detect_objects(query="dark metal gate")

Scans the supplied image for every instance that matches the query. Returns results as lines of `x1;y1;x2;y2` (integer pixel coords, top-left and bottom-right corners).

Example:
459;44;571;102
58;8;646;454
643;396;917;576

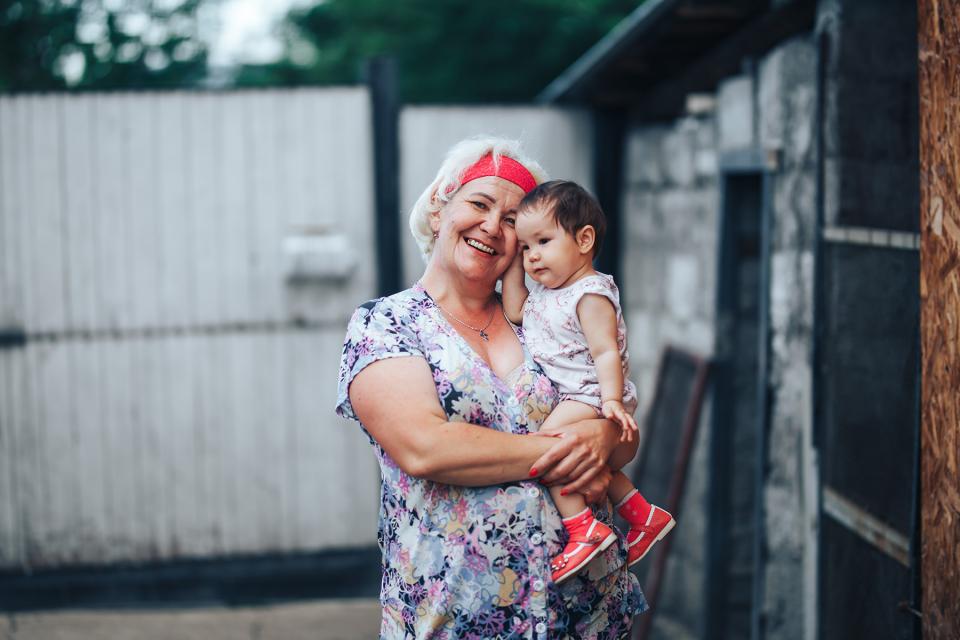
706;154;771;640
811;22;922;640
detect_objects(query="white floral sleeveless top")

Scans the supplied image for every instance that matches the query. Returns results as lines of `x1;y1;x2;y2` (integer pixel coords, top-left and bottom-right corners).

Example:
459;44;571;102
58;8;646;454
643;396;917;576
523;273;638;412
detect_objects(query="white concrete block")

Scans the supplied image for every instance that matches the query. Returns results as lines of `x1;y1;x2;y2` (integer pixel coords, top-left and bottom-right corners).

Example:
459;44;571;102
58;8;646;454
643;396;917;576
717;75;755;151
667;254;700;320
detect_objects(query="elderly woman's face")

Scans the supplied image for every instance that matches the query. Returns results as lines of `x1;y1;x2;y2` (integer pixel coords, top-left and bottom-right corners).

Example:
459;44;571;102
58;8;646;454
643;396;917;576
430;176;525;285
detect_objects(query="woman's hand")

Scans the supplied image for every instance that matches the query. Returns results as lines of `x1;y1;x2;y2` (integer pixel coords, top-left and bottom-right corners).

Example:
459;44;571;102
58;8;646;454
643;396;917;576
567;465;613;504
529;418;620;489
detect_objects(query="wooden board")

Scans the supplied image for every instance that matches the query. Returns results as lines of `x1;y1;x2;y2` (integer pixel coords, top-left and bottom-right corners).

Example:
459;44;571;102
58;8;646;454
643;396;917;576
918;1;960;637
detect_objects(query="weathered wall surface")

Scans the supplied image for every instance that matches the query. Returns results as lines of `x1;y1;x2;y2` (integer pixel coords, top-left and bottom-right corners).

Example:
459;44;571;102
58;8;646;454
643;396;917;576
622;33;819;640
757;35;818;640
622;112;718;640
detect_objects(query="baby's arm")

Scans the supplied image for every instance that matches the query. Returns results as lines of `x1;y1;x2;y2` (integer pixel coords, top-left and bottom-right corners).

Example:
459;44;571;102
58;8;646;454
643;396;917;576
577;294;640;440
501;253;528;325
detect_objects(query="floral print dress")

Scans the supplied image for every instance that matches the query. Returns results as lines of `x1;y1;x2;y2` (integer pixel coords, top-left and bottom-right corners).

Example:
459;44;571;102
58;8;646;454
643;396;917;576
336;284;647;639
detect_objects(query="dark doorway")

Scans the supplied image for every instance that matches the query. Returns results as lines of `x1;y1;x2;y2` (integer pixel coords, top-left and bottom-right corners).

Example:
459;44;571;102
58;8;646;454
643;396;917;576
706;167;768;640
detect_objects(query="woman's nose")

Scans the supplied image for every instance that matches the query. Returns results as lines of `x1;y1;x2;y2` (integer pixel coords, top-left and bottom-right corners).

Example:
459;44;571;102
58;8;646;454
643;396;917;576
479;212;501;236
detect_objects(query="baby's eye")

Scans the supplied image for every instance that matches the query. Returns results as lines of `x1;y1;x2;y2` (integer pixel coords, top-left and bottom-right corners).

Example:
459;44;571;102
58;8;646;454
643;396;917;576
538;238;549;245
521;245;529;252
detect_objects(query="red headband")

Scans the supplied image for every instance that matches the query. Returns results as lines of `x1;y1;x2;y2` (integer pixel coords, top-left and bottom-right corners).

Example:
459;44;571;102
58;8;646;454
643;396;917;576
458;154;538;194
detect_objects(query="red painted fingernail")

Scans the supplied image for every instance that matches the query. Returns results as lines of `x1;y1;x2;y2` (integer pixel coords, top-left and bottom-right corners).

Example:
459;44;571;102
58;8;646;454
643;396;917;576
560;489;568;496
529;468;538;477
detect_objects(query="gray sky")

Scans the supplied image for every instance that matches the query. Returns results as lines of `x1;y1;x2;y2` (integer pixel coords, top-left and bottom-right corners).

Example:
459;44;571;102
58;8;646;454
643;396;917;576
208;0;303;66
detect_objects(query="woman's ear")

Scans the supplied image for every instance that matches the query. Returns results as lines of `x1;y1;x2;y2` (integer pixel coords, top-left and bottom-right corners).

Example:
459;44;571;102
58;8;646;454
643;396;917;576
429;191;442;233
576;225;596;255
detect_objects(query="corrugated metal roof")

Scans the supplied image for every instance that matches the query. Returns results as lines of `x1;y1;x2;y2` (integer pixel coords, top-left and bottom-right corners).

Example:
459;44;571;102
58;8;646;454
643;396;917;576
538;0;814;114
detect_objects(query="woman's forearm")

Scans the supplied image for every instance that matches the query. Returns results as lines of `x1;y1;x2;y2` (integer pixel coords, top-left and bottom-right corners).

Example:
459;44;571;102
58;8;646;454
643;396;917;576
412;421;555;486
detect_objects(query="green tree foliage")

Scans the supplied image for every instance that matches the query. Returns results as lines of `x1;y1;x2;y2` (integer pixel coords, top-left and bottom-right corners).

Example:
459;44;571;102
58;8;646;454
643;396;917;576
235;0;639;103
0;0;207;92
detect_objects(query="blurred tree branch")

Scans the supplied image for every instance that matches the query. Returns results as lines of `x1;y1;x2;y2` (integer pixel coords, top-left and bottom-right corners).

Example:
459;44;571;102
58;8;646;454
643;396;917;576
0;0;207;92
234;0;640;103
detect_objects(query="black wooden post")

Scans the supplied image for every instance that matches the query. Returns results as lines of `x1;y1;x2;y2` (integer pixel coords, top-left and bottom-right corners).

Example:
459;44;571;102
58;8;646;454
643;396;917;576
591;108;626;287
364;57;402;297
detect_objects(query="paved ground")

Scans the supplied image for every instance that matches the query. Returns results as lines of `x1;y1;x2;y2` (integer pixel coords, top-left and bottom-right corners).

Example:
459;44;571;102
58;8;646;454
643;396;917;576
0;599;381;640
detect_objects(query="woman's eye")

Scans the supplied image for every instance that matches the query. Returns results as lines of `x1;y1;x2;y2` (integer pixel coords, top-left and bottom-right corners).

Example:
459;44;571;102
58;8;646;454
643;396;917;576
504;217;516;227
470;201;488;210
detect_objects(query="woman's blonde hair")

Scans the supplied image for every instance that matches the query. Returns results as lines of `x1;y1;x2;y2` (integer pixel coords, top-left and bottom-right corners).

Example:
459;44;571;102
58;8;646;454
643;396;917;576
408;136;548;262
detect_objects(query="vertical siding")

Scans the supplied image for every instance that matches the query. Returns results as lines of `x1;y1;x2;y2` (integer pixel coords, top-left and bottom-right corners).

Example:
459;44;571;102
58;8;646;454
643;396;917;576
0;88;379;570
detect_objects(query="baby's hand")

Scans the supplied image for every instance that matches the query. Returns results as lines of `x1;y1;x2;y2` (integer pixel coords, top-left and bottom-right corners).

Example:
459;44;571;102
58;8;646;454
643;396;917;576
602;400;639;443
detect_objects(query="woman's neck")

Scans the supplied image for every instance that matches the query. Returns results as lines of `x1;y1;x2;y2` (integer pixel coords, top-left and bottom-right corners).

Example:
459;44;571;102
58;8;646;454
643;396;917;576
419;264;497;314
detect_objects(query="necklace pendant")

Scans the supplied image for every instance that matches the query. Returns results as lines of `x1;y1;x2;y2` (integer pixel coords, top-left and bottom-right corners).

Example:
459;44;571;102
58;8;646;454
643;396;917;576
479;330;489;342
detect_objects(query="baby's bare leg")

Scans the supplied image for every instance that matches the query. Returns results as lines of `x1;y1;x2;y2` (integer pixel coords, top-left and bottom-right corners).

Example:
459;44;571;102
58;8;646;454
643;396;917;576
542;400;604;518
607;469;636;504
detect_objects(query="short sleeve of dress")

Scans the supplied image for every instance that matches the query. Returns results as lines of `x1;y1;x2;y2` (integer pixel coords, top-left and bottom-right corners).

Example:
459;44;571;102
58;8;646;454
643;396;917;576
335;297;425;424
571;274;618;312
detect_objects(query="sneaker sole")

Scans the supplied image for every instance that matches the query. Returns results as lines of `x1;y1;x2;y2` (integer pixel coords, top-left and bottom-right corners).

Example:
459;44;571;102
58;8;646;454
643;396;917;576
554;532;618;584
627;517;676;568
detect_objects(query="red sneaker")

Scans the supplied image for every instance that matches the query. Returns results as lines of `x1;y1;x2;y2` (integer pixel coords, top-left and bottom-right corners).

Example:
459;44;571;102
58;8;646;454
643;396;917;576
551;518;617;584
625;505;675;567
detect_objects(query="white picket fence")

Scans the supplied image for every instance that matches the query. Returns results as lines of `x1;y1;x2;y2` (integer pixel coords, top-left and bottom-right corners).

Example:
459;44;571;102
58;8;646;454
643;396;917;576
0;90;591;570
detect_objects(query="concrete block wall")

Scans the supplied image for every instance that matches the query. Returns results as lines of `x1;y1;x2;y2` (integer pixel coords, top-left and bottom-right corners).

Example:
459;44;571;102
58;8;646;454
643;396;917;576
757;36;819;640
621;114;719;640
622;33;820;640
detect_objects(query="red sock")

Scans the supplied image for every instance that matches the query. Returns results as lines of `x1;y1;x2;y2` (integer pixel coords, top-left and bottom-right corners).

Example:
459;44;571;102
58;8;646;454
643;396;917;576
561;508;595;534
615;489;652;525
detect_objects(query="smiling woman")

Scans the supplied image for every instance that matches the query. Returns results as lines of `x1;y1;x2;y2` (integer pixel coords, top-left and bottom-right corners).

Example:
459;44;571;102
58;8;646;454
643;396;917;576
335;137;648;638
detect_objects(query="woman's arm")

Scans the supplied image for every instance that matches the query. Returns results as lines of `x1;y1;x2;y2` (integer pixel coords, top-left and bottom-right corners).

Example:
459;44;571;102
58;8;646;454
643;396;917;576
350;355;594;486
501;254;528;325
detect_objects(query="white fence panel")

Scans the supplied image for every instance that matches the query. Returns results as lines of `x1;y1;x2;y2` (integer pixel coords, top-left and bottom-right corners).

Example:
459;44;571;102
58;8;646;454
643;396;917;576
0;88;379;570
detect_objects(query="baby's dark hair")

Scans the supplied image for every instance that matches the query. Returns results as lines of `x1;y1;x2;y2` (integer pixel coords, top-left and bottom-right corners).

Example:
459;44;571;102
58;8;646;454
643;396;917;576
519;180;607;257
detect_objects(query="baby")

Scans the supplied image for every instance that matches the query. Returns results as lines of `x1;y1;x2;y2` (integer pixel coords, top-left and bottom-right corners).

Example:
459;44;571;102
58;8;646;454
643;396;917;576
502;180;675;584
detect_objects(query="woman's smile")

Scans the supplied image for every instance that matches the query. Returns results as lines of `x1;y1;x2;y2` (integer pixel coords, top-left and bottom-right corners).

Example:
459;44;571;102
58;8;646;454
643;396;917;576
464;237;497;255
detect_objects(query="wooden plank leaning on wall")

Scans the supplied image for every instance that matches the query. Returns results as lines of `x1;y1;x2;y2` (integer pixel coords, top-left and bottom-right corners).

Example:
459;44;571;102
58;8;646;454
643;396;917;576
919;1;960;637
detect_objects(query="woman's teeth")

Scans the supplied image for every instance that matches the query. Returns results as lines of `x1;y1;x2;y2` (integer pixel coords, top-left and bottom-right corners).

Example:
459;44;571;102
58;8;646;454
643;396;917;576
465;238;495;255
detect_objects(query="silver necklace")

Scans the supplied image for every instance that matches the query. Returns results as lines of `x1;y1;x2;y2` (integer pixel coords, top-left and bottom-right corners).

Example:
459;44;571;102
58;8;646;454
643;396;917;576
436;300;497;341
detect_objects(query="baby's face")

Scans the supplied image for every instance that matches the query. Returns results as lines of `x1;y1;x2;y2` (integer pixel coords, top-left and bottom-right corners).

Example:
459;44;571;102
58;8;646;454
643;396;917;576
516;206;586;289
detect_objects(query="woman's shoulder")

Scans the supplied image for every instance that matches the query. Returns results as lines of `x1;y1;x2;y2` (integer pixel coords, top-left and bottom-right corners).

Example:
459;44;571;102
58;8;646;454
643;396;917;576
352;286;429;322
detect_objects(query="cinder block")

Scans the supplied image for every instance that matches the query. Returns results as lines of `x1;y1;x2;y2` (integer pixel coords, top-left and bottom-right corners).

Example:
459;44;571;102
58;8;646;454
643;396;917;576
667;254;700;320
759;36;816;165
625;126;668;186
625;309;660;365
662;126;696;187
717;75;755;151
623;248;666;312
658;188;717;241
694;149;717;178
623;188;662;241
771;168;816;250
